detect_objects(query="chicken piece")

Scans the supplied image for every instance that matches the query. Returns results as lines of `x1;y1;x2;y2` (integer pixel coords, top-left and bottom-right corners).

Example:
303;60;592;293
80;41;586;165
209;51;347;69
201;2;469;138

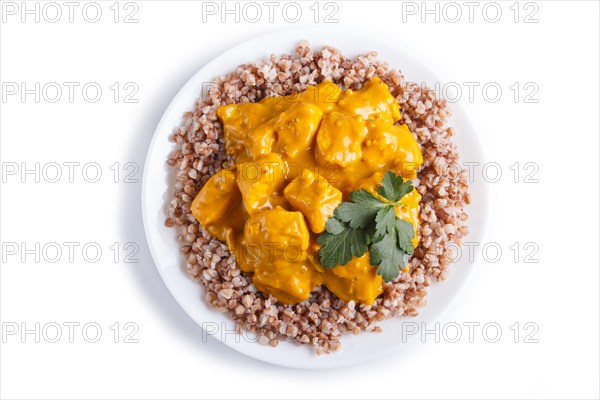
260;80;342;113
239;207;318;303
252;260;318;304
217;103;276;159
190;167;241;247
241;207;310;263
323;254;383;305
316;111;367;168
338;76;401;124
236;153;287;215
361;120;423;179
283;169;342;233
190;167;238;226
270;102;323;159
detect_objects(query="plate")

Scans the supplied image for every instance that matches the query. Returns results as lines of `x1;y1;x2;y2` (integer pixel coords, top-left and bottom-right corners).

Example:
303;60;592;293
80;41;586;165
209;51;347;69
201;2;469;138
142;27;488;369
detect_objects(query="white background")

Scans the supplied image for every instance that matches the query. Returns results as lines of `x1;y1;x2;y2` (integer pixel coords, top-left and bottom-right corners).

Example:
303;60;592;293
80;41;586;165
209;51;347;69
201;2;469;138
1;1;599;399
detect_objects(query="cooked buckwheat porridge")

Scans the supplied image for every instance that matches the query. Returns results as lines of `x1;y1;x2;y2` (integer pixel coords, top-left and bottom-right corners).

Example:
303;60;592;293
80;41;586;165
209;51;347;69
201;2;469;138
165;41;470;354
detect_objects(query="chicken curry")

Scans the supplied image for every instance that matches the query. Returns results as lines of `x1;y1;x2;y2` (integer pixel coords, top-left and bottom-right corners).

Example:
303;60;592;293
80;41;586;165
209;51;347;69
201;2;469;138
191;77;423;305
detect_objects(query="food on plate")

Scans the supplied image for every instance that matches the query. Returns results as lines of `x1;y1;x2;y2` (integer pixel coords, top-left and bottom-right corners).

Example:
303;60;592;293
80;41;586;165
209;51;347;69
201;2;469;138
166;42;470;353
190;77;422;305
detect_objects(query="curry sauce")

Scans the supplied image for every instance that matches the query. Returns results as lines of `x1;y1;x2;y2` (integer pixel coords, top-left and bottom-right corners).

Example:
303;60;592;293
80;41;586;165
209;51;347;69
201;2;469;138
190;77;423;305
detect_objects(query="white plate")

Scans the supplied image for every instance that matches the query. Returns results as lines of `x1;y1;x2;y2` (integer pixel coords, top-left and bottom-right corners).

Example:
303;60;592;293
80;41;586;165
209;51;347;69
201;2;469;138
142;27;488;369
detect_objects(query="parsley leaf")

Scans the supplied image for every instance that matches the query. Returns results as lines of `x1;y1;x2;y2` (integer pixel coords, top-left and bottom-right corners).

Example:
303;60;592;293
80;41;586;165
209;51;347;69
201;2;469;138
377;171;414;202
373;206;396;241
317;219;369;268
396;219;415;256
317;171;417;282
325;217;347;235
370;233;408;282
334;189;387;229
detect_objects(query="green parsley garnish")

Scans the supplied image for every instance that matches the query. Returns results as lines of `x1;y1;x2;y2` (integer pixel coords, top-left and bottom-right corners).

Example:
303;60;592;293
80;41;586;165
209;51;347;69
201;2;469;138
317;171;416;282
